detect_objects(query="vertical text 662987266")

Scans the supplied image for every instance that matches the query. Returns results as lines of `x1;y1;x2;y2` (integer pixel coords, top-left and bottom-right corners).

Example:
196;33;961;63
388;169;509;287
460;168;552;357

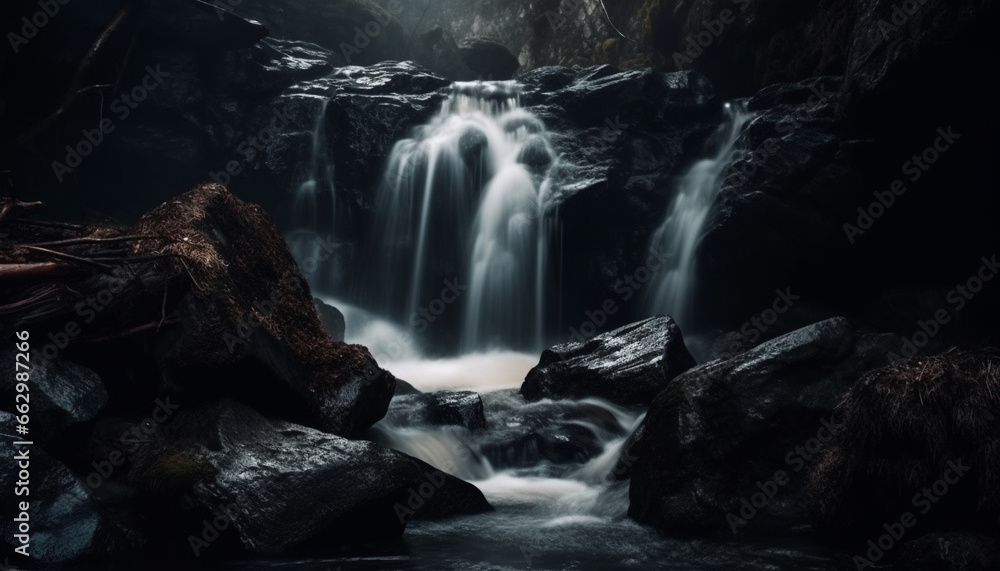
12;331;33;558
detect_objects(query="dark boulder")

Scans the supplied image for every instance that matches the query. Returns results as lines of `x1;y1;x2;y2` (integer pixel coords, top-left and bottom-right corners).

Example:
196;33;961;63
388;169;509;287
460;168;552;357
125;399;492;552
458;37;520;80
0;184;396;438
0;351;107;442
694;0;1000;338
223;38;338;94
521;315;695;406
623;317;901;536
133;185;396;437
314;298;346;342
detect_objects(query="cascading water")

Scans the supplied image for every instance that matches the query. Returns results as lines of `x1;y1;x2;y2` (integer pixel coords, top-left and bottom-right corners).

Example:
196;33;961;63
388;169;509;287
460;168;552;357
287;96;341;290
365;81;558;353
293;98;334;231
646;102;752;328
294;101;834;571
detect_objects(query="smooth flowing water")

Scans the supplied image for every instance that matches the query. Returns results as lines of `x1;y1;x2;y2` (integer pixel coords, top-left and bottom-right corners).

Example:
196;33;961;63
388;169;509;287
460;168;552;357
287;96;344;292
646;103;752;328
364;81;558;353
271;98;837;569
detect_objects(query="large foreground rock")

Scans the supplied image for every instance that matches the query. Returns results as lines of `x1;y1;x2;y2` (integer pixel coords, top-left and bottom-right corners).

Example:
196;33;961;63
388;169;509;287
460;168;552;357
623;317;900;536
0;184;396;438
135;185;396;437
521;315;695;406
126;400;492;552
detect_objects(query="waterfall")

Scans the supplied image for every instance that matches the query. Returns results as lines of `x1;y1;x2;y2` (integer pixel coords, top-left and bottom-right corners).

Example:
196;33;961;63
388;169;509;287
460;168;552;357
646;102;752;327
288;97;340;289
293;98;333;231
367;81;558;353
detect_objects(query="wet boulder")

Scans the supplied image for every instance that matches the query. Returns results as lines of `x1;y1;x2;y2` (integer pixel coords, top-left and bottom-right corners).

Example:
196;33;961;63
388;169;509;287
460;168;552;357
324;61;450;214
696;76;869;327
125;400;492;551
521;315;696;407
623;317;902;536
0;351;107;442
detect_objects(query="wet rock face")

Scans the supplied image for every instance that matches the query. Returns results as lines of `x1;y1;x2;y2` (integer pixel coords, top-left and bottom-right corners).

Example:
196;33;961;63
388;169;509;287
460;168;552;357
0;350;107;442
516;66;720;331
697;76;858;326
623;317;902;536
125;400;492;552
0;424;101;564
521;315;696;407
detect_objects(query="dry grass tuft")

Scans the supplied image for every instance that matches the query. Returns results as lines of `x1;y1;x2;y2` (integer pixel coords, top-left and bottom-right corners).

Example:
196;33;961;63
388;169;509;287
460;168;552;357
810;348;1000;533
